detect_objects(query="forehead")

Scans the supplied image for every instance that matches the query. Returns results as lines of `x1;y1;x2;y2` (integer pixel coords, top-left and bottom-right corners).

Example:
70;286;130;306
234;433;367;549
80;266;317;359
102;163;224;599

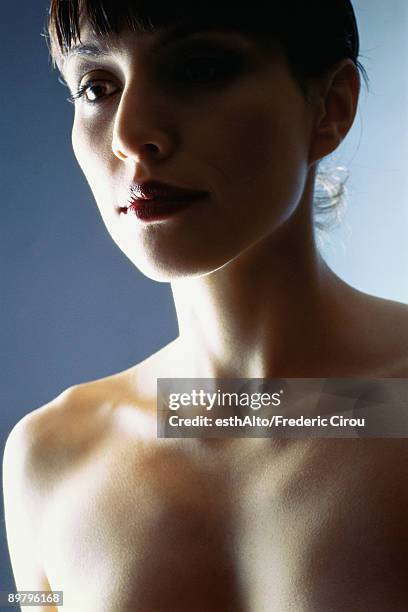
50;1;279;68
59;20;277;77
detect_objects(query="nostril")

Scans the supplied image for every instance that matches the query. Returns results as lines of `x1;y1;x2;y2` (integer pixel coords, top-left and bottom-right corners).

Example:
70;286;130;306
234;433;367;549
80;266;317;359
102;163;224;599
112;132;174;162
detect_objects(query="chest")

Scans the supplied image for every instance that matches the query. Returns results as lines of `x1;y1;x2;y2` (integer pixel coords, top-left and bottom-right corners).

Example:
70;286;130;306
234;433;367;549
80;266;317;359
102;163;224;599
41;440;408;611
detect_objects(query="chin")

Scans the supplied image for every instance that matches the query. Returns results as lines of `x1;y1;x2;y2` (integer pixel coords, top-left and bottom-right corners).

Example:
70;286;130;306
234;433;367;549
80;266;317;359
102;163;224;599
125;258;219;283
122;246;239;283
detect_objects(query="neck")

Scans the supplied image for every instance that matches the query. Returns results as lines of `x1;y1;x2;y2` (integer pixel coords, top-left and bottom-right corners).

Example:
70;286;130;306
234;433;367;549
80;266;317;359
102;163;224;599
170;194;349;379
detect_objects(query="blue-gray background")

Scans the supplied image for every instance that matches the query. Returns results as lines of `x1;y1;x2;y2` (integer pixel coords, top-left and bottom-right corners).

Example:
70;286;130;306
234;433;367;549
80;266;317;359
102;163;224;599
1;0;407;594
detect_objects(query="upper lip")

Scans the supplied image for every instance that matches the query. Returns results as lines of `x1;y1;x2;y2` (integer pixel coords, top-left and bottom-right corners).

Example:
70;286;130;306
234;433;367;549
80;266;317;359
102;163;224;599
126;180;208;204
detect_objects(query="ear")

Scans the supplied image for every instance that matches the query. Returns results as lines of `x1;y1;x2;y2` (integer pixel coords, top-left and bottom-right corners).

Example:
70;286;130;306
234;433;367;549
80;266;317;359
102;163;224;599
308;59;360;164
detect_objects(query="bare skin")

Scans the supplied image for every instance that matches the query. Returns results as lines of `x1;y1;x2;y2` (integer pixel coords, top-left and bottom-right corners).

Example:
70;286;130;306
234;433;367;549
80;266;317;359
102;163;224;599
3;292;408;612
3;22;408;612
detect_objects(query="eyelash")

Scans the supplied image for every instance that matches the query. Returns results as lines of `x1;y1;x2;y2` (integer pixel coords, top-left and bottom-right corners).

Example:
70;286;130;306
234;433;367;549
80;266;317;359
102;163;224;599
68;51;245;105
67;82;116;105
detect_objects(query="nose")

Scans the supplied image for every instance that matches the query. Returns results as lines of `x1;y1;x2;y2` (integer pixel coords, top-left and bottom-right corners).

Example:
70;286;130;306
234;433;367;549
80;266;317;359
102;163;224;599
111;81;176;164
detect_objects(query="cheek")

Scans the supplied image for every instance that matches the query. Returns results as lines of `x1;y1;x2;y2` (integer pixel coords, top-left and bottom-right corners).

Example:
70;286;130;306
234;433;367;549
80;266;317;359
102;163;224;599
203;101;308;210
72;119;93;182
71;116;114;202
71;118;123;238
212;109;276;179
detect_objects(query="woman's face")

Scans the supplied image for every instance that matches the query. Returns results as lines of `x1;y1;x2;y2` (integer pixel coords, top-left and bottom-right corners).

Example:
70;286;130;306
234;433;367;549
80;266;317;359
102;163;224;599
64;24;315;281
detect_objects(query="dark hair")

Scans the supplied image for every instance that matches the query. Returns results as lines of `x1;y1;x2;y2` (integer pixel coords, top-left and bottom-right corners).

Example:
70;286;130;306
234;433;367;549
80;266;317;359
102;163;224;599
47;0;367;235
48;0;365;77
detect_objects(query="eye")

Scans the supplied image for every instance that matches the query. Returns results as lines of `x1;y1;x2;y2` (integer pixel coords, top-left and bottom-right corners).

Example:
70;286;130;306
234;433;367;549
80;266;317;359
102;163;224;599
168;49;245;86
68;79;119;104
177;57;225;84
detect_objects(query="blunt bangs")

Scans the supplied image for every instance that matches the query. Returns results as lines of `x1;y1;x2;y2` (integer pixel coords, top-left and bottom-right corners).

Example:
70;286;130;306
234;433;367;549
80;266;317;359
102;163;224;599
48;0;363;80
48;0;279;65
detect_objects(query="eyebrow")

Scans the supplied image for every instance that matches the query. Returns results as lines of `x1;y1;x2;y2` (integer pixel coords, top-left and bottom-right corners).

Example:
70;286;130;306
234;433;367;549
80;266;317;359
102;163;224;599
65;43;111;62
62;23;246;71
62;42;114;73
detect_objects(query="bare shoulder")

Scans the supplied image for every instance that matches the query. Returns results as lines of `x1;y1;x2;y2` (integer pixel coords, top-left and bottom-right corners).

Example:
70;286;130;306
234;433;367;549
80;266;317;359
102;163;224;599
3;385;76;460
375;296;408;375
351;290;408;376
2;368;160;496
2;379;143;598
3;380;118;489
3;364;160;491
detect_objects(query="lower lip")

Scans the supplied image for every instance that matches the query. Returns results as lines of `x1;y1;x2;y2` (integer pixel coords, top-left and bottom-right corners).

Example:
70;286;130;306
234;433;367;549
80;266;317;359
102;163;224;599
122;195;207;221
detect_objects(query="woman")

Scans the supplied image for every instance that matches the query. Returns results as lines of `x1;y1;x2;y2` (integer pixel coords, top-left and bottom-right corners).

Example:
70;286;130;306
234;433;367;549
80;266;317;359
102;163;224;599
3;1;408;610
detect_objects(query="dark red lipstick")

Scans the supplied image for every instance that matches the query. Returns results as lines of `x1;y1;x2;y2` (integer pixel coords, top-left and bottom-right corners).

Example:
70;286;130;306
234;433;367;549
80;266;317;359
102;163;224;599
119;181;208;221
